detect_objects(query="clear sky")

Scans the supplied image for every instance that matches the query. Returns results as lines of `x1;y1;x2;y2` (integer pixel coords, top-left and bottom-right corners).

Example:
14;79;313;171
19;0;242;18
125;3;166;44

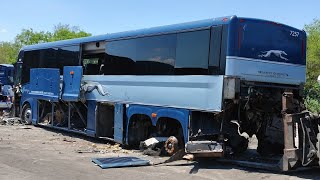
0;0;319;42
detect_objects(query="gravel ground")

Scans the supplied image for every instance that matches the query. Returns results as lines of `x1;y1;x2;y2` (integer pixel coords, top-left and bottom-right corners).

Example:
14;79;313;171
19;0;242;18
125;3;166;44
0;121;319;180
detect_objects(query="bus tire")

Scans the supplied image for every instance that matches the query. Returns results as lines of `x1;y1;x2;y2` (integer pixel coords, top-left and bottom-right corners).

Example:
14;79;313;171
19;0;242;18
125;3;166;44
21;103;32;125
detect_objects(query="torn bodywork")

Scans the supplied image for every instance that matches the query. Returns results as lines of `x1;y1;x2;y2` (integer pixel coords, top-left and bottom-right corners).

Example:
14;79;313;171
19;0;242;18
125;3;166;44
187;77;320;171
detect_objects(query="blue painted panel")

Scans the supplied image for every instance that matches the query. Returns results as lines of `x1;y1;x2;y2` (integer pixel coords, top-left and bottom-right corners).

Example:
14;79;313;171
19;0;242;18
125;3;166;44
86;100;96;137
156;108;190;144
83;75;224;112
126;104;190;144
62;66;83;101
92;157;150;169
225;56;306;85
30;98;38;125
29;68;60;102
114;103;124;143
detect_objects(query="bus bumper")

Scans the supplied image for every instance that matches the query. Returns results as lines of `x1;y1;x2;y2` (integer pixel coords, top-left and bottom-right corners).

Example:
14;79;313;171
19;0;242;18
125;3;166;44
185;141;224;157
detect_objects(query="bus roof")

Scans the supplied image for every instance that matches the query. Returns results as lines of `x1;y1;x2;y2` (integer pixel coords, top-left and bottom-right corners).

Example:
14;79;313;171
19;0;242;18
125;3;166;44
0;64;14;67
22;16;235;51
21;15;303;51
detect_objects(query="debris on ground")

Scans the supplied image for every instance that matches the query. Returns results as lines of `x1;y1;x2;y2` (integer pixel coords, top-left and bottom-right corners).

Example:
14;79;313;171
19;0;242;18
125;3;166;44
182;154;194;161
76;143;126;154
153;149;186;165
0;117;22;126
16;126;32;130
139;137;168;156
62;137;76;143
92;156;150;169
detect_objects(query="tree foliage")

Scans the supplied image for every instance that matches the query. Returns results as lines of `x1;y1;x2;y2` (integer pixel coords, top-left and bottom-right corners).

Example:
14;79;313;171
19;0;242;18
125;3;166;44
304;19;320;112
0;42;20;64
0;24;91;64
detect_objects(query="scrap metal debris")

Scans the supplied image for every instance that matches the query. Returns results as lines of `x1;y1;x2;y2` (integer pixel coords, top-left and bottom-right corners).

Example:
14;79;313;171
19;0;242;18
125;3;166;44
0;117;22;125
139;137;168;156
76;143;126;154
62;137;76;143
92;156;150;169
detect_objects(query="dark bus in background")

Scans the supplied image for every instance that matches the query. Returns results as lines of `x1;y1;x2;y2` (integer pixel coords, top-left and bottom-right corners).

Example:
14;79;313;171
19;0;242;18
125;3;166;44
0;64;14;111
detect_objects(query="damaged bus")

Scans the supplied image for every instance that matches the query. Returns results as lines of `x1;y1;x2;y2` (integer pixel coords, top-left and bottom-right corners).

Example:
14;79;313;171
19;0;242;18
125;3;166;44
13;16;317;171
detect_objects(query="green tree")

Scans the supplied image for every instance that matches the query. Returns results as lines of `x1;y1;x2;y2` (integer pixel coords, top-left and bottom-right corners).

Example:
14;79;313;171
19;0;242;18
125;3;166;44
14;24;91;46
0;42;20;64
14;29;51;46
0;24;91;65
51;24;91;41
304;19;320;112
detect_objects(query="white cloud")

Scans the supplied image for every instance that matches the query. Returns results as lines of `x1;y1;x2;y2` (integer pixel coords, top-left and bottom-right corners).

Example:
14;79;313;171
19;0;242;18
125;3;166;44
0;28;8;33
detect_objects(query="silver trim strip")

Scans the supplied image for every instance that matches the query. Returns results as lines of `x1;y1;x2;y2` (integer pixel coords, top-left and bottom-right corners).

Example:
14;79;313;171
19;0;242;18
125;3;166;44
226;56;306;67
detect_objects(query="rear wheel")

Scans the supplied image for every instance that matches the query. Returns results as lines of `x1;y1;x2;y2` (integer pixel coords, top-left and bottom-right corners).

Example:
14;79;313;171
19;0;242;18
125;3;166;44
21;103;32;125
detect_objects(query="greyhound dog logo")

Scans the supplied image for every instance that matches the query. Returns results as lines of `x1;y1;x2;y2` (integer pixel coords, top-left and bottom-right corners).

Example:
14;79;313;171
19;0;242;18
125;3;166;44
258;50;288;61
81;81;110;96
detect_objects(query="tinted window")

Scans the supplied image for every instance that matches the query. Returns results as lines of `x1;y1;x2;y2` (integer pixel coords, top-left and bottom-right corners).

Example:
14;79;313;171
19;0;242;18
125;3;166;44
209;26;223;74
105;39;136;75
238;20;306;65
105;30;212;75
135;34;176;75
22;50;40;84
105;34;176;75
175;30;210;75
21;45;80;84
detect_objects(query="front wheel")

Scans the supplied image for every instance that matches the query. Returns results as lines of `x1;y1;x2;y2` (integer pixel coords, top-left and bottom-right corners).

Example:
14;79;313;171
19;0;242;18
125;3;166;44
21;103;32;125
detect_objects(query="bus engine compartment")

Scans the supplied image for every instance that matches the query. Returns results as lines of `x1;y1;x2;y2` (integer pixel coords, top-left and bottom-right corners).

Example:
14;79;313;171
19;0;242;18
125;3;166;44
187;78;320;171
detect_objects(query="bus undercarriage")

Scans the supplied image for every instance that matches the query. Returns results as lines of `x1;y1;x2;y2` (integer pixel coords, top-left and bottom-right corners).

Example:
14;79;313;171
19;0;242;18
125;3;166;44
186;81;320;171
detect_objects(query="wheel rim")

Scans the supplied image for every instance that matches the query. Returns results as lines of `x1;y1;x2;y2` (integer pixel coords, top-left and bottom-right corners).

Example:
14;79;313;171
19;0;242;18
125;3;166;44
24;108;32;124
165;136;179;155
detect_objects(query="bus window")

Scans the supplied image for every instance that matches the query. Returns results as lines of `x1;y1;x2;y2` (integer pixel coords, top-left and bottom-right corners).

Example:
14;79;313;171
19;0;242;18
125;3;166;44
135;34;176;75
238;20;306;65
175;30;210;75
38;46;80;73
105;39;136;75
209;26;223;74
22;50;40;84
82;56;101;75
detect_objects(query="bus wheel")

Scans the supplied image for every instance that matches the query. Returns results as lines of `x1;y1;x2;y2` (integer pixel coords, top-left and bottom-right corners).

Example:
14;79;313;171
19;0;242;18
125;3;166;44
21;103;32;125
165;136;179;155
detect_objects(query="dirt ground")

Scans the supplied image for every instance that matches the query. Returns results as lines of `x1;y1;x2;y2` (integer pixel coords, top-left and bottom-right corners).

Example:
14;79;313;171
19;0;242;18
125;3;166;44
0;121;320;180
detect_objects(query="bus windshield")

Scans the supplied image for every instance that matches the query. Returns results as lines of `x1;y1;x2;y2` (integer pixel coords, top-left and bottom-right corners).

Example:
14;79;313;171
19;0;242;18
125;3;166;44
238;19;306;65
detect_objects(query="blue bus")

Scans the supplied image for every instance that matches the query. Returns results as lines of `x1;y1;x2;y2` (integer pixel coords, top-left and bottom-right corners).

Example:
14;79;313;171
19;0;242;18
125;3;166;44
0;64;14;111
14;16;316;170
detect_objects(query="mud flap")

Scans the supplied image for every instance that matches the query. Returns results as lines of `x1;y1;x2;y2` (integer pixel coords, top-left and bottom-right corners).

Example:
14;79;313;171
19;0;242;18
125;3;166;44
114;103;124;144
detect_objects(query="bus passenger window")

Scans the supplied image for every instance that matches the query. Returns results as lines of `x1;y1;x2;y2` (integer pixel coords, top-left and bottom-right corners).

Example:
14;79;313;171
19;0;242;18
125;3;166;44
83;58;100;75
175;30;210;75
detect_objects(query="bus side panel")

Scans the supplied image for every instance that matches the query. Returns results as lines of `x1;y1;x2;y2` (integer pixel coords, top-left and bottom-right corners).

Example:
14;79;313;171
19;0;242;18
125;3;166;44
114;103;124;144
125;104;189;144
83;75;224;112
86;100;97;137
155;108;190;143
125;105;153;144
